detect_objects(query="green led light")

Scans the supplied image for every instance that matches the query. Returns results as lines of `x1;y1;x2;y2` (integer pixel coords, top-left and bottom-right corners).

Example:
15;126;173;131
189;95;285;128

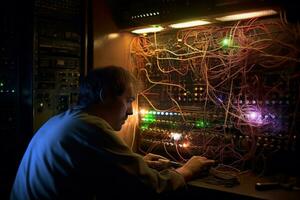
221;37;233;48
144;113;155;120
195;119;209;128
141;112;156;126
222;38;230;46
141;125;149;130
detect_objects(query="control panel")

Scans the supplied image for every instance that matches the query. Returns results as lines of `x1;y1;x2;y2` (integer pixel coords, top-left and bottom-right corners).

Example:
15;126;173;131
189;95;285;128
33;0;83;129
131;17;300;174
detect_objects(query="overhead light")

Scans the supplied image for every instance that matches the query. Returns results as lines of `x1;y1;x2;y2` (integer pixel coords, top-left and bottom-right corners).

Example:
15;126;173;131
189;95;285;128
107;33;119;39
169;20;211;29
131;25;164;34
215;9;278;22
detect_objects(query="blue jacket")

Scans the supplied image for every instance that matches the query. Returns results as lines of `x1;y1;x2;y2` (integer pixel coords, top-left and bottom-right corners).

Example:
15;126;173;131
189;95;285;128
10;107;185;199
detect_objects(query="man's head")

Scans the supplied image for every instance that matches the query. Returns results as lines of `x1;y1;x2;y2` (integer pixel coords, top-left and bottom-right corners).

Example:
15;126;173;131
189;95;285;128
77;66;139;131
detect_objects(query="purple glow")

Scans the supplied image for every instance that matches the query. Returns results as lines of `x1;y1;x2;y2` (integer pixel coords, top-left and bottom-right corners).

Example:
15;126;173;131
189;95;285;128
241;105;282;132
248;111;258;120
245;110;263;124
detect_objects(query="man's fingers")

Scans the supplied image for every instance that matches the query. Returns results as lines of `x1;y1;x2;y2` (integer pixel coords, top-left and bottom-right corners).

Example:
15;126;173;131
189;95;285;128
146;153;169;161
204;159;215;165
156;155;169;160
146;160;159;168
158;159;171;165
151;154;168;160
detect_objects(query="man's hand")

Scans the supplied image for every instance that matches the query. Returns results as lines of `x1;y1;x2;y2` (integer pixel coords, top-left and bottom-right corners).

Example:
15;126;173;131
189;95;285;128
143;153;171;171
175;156;215;181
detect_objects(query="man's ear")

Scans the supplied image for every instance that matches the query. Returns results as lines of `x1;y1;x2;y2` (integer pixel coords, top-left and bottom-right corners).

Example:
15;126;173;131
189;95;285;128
99;89;114;105
99;89;104;103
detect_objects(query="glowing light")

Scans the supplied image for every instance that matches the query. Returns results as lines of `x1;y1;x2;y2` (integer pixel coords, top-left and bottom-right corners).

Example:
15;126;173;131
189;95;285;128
132;105;139;117
140;109;148;115
131;25;164;34
141;125;149;130
142;117;156;122
141;111;156;124
170;132;182;141
195;119;209;128
169;20;211;29
248;111;258;120
245;110;263;125
221;37;234;48
107;33;119;39
269;113;276;119
0;82;3;87
182;142;190;148
215;9;278;22
217;97;223;103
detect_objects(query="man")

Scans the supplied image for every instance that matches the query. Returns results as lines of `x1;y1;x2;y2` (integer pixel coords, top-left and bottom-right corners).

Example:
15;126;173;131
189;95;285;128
11;66;214;199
